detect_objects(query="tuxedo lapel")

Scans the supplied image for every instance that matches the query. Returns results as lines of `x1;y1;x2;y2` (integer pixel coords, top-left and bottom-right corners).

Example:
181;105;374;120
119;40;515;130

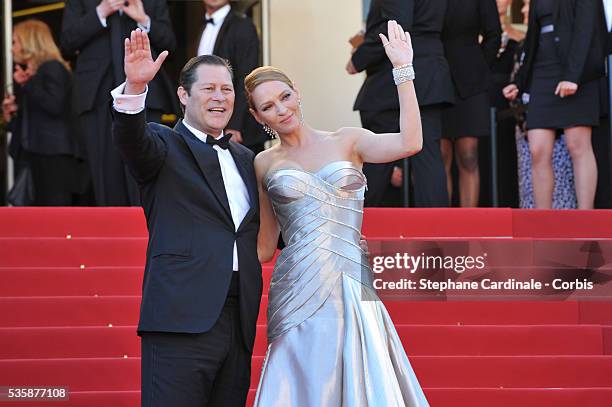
213;11;235;54
174;121;234;225
108;12;125;85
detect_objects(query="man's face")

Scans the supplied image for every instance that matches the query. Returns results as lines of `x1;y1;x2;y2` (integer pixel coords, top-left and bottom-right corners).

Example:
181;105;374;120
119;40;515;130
204;0;230;14
178;64;235;137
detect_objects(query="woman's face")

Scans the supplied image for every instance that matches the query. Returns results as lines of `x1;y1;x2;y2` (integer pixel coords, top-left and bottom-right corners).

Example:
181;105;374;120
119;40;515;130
12;33;24;63
250;80;302;135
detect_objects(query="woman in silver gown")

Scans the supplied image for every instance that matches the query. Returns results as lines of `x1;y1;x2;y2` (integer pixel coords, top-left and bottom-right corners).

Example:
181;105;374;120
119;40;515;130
247;21;429;406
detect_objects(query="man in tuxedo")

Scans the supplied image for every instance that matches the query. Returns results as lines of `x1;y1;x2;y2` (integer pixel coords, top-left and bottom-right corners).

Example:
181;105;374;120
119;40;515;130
348;0;454;207
61;0;178;205
112;30;261;406
192;0;268;154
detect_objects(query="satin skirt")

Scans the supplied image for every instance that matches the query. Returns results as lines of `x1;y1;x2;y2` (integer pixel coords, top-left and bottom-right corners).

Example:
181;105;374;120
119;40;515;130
253;272;429;407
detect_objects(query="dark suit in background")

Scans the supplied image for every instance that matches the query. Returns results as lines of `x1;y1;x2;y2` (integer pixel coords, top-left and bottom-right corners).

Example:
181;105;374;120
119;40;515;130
352;0;454;207
442;0;500;104
61;0;178;206
441;0;501;206
113;110;261;406
191;7;268;153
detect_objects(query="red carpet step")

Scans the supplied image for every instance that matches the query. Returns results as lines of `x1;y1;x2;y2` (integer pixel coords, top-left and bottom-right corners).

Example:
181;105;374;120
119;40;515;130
3;296;612;327
2;324;607;360
3;388;612;407
3;207;612;238
2;207;612;407
3;355;612;392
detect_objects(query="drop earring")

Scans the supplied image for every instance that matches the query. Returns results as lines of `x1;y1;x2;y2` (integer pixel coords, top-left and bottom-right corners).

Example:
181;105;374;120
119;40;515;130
263;123;278;139
298;99;305;124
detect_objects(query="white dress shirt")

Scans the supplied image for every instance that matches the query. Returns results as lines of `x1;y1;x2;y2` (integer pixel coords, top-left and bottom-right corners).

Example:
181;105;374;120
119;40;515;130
604;0;612;31
197;4;231;56
96;8;151;32
110;82;250;271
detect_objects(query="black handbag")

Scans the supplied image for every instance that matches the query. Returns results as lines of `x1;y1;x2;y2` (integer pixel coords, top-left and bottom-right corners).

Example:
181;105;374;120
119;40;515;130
8;166;35;206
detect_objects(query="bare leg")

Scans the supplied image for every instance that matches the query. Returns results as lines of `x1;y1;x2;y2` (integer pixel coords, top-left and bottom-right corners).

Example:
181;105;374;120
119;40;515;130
440;138;453;205
564;126;597;209
455;136;480;207
527;129;555;208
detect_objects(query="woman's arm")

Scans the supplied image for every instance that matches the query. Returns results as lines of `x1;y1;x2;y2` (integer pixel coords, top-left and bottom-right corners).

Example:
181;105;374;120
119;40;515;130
562;0;598;84
353;20;422;164
255;153;281;263
21;61;69;117
480;0;503;66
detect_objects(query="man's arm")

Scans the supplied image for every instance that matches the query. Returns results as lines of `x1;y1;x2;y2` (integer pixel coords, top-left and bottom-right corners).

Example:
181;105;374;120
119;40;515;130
136;0;177;53
351;0;413;73
61;0;116;55
112;29;170;184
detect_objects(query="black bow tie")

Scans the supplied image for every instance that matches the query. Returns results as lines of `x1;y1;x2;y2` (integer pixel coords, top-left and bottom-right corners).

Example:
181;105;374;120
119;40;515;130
206;133;232;150
205;17;215;26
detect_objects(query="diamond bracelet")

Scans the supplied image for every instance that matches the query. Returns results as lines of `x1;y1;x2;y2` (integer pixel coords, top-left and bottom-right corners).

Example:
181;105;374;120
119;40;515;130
392;64;415;85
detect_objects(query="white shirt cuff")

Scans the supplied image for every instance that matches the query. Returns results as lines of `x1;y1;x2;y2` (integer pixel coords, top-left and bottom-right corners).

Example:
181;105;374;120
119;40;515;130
137;16;151;33
111;82;148;114
96;6;108;28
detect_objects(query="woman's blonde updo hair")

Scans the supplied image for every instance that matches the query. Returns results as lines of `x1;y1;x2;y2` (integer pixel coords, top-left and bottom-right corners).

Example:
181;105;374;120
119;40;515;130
244;66;295;111
13;19;70;72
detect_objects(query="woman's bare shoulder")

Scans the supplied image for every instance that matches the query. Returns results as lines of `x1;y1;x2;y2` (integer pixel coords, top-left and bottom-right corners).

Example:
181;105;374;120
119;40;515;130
254;145;281;178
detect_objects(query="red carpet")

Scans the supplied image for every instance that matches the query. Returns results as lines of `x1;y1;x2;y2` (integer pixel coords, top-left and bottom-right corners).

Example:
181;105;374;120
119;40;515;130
1;207;611;406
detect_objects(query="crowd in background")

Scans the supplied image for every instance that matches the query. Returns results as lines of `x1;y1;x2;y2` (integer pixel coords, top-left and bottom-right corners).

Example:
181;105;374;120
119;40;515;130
2;0;611;209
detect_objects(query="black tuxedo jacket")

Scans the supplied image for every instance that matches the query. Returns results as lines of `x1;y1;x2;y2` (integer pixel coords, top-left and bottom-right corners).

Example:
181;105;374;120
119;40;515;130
61;0;178;115
112;111;262;351
516;0;607;91
192;9;267;146
442;0;501;99
352;0;455;111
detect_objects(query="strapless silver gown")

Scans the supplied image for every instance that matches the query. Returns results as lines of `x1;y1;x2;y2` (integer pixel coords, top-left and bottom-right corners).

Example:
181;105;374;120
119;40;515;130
254;161;429;407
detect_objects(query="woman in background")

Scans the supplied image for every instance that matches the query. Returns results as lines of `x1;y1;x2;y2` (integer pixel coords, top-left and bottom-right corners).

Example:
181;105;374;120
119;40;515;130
440;0;501;207
503;0;607;209
2;19;81;206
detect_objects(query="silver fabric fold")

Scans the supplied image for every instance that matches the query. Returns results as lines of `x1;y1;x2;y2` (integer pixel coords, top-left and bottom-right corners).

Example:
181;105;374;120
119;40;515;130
255;161;429;407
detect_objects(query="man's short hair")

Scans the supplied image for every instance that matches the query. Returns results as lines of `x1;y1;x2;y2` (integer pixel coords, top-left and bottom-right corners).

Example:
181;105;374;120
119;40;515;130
178;55;234;95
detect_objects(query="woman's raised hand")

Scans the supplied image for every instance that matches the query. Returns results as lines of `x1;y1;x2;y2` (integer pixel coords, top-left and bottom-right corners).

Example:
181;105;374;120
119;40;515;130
379;20;413;68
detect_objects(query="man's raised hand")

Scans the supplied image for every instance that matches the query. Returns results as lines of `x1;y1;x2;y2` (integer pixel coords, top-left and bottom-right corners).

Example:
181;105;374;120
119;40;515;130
124;29;168;94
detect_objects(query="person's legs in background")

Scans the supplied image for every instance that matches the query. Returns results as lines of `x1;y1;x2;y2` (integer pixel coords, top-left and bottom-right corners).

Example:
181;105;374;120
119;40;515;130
564;125;597;209
527;128;555;208
440;138;453;204
455;136;480;207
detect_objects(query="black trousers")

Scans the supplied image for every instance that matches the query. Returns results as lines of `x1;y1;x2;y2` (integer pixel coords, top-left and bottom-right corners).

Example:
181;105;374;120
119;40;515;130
79;72;140;206
140;272;250;407
361;107;448;207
